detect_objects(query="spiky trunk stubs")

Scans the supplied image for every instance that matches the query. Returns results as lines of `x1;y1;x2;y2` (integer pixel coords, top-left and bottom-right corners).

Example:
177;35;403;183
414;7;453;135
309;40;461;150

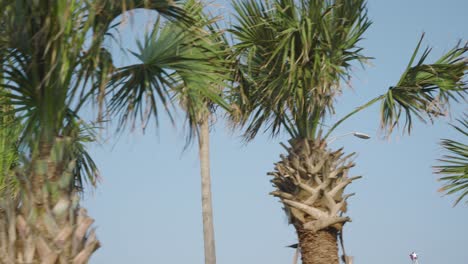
0;139;99;264
269;139;360;264
0;205;98;264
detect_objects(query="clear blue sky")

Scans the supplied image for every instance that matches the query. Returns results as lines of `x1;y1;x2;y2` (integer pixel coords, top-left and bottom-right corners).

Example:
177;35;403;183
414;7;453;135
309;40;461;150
83;1;468;263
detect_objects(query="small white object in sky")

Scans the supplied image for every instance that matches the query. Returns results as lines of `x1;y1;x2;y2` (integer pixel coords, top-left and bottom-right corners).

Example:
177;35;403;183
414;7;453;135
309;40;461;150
410;251;418;261
352;132;371;139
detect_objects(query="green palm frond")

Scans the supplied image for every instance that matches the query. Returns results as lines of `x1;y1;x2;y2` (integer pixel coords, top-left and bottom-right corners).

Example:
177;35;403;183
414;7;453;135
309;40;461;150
0;92;21;200
62;111;101;190
327;36;467;139
435;115;468;206
171;0;232;142
96;0;192;27
108;17;195;129
0;0;107;145
0;96;100;194
0;0;153;192
108;0;231;134
0;0;193;144
380;35;467;135
230;0;371;140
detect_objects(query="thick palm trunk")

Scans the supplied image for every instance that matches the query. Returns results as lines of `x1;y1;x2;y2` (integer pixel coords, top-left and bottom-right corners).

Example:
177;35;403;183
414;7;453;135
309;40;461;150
0;201;99;264
270;138;359;264
198;116;216;264
296;227;339;264
0;139;99;263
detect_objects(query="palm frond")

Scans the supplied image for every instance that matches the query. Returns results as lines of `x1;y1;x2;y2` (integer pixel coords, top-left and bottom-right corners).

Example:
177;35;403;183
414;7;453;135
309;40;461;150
108;17;191;130
325;36;466;139
380;35;467;136
0;91;21;200
108;0;231;135
230;0;371;140
171;0;232;143
1;0;193;144
0;0;107;146
95;0;192;27
62;111;101;190
0;0;128;193
435;115;468;206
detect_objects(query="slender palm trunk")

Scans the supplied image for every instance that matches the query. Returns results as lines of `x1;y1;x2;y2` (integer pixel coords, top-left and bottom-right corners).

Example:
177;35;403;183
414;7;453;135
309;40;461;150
296;227;339;264
198;116;216;264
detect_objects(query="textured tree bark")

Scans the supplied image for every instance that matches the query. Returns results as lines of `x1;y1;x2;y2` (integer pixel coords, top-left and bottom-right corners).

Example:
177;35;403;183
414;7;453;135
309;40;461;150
0;139;99;263
198;116;216;264
270;139;357;264
296;227;339;264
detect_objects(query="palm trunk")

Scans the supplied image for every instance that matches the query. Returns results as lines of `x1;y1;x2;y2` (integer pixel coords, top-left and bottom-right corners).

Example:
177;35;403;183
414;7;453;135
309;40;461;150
0;139;99;263
270;139;359;264
296;227;339;264
198;116;216;264
0;200;99;264
1;203;99;264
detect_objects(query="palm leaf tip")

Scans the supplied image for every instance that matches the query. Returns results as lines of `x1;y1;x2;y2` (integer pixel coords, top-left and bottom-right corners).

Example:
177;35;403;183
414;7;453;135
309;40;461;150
381;36;467;136
434;115;468;206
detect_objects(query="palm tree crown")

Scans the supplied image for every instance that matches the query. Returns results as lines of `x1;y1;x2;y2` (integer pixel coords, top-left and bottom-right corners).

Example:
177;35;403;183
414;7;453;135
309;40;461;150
231;0;370;140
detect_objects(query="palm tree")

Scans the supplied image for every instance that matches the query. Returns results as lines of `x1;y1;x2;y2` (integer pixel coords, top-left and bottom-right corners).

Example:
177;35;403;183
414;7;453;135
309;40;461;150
229;0;466;263
0;0;191;262
173;11;232;264
107;2;231;264
434;115;468;206
230;1;370;262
